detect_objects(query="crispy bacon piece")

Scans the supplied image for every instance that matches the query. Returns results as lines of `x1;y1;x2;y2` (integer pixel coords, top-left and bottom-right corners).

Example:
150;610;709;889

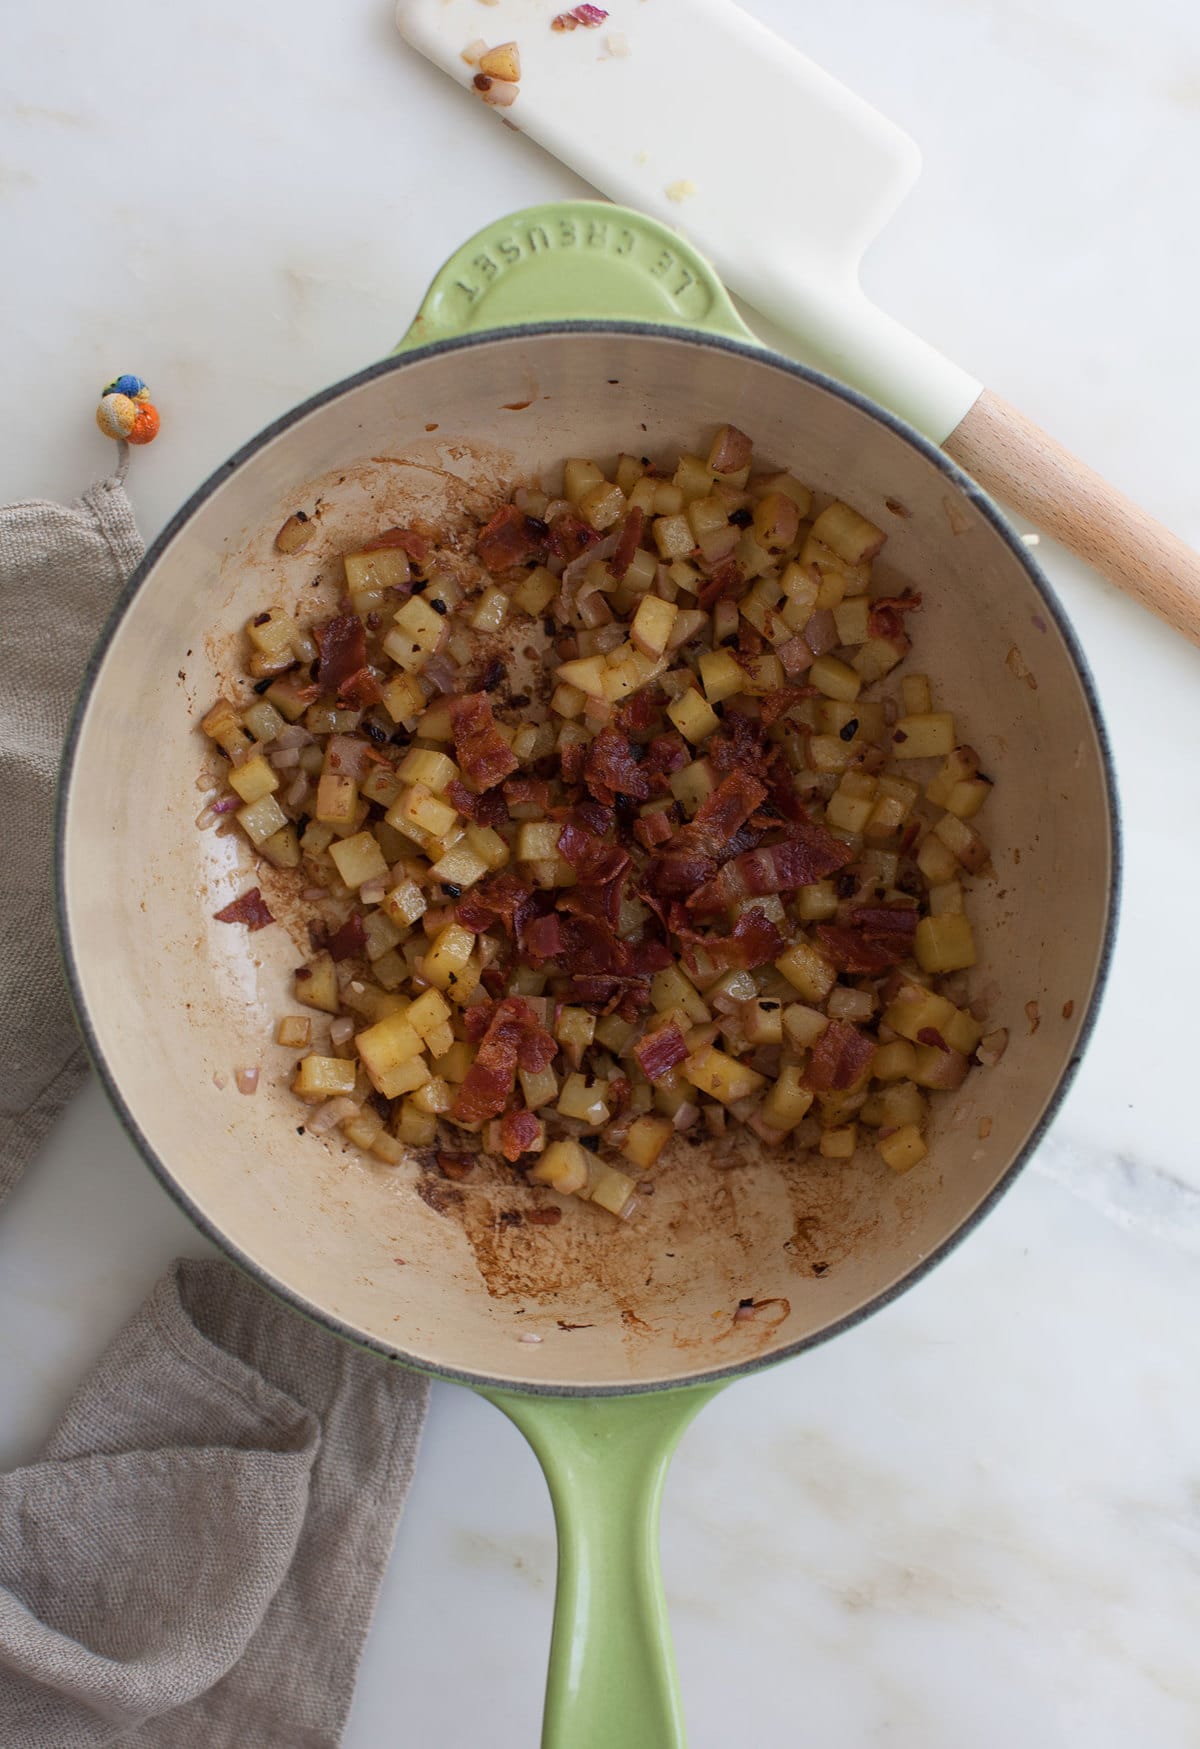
868;591;922;643
451;691;520;791
674;905;784;975
457;873;539;942
545;511;601;565
566;799;614;837
687;818;851;915
452;996;557;1122
327;912;367;962
314;614;369;697
633;1022;688;1083
640;732;689;786
523;913;565;961
583;726;651;804
634;809;675;851
643;848;718;901
337;667;383;708
445;779;508;828
559;737;586;783
556;820;630;887
696;558;745;612
813;924;900;976
562;973;653;1019
476;504;546;573
615;685;659;734
804;1020;876;1092
213;887;274;931
499;1108;543;1160
503;776;553;813
609;506;645;581
847;904;919;938
686;772;767;855
361;526;430;562
917;1026;950;1053
759;686;812;728
706;709;766;775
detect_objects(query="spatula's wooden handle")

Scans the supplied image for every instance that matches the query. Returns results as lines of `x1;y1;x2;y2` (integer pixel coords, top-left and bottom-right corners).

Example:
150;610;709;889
945;389;1200;646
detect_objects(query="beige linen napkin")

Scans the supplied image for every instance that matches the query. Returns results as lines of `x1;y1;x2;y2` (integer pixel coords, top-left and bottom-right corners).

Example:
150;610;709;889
0;457;430;1745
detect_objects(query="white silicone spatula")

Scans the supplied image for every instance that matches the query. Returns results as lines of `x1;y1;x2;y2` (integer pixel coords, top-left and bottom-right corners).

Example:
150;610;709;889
396;0;1200;647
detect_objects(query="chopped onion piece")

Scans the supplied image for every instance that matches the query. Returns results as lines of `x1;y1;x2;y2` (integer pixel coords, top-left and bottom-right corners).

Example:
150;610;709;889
235;1066;260;1096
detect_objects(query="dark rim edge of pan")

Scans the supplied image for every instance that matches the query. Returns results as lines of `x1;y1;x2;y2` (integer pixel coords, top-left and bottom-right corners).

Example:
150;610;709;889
54;323;1123;1397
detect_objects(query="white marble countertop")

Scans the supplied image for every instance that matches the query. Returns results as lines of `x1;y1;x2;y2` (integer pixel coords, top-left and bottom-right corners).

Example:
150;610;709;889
3;0;1199;1743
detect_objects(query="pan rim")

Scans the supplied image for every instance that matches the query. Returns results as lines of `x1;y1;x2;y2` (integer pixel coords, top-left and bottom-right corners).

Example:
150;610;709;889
55;321;1123;1396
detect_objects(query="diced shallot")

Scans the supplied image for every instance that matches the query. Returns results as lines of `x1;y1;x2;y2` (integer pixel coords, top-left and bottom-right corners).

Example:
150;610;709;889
330;1016;355;1048
306;1095;360;1135
672;1101;700;1131
235;1066;260;1096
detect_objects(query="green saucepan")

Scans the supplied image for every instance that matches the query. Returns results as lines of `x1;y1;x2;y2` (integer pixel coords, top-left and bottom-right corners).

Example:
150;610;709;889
57;202;1118;1746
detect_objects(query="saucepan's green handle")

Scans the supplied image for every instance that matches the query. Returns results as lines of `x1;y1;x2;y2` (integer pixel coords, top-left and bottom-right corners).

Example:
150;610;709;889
394;201;756;352
480;1383;727;1749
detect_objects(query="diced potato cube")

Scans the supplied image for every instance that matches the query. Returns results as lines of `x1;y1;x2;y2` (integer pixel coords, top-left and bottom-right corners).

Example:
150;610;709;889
809;502;885;565
796;882;838;922
439;1040;473;1083
343;1107;386;1151
878;1123;928;1173
667;689;720;744
422;922;475;991
944;1008;984;1055
423;1019;455;1059
595;1013;637;1053
760;1065;814;1132
410;1075;454;1116
807;734;854;774
200;697;254;760
616;453;646;493
826;775;878;835
329;830;389;891
344;547;411;592
563;458;604;506
478;38;520;78
277;1014;312;1048
871;1039;917;1081
228;753;279;805
652;513;695;561
397;748;458;793
355;1010;424;1086
406;988;452;1039
364;911;402;963
914;914;977;974
621;1115;673;1171
916;830;961;884
519;1063;559;1111
861;1080;926;1129
579;480;626;532
383;597;446;671
924;745;977;807
819;1124;858;1160
894;713;956;759
776;940;837;1003
394;1100;437;1146
551;681;587;719
430;841;490;889
387;784;459;842
652;482;684;516
807;654;861;703
742;999;784;1045
556;655;608;699
783;1003;829;1050
945;778;992;820
932;812;989;874
630;594;678;659
674;454;716;502
246;607;295;658
517;820;562;862
294;1055;358;1100
669;758;716;814
557;1073;610;1126
882;983;956;1043
382;879;427;928
752;491;801;551
698;648;745;704
556;1005;596;1064
683;1045;766;1105
379;674;426;728
650;964;710;1025
853;638;905;683
294;952;339;1014
590;1166;637;1218
464;824;510;872
833;598;871;646
471;586;510;633
371;1054;431;1100
315;772;359;825
512;564;559;617
530;1136;589;1195
237;794;287;847
261;824;301;870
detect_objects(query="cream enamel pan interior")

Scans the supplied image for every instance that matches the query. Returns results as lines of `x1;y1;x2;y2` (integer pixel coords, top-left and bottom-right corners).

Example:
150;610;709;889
58;326;1118;1393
